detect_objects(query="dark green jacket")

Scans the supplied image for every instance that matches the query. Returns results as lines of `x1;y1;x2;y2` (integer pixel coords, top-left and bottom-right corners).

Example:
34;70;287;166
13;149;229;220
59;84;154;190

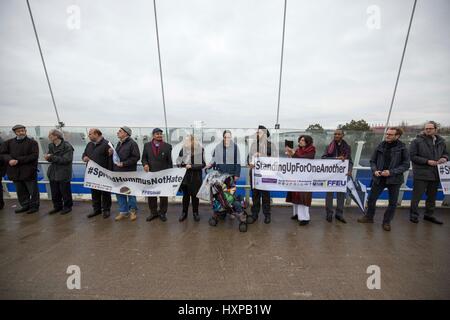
47;139;74;181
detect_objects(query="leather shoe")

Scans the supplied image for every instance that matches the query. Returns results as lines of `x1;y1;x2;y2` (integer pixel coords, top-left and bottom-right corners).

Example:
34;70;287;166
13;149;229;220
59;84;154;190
424;216;443;225
357;215;374;223
179;212;188;222
60;208;72;215
247;214;258;224
193;212;200;222
146;213;159;222
335;216;347;224
48;208;61;215
410;217;419;224
87;211;102;218
15;207;29;214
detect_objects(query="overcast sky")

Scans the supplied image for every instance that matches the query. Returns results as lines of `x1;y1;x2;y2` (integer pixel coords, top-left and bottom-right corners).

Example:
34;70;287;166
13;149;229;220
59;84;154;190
0;0;449;129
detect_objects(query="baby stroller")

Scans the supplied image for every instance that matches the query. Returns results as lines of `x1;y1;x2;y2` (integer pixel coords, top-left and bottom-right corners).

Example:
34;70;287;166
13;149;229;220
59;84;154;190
197;170;248;232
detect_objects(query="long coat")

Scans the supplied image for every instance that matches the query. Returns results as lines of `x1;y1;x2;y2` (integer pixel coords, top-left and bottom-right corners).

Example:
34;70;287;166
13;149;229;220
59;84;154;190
82;137;113;170
141;140;173;172
286;145;316;206
113;137;140;172
0;136;39;181
410;134;448;181
47;139;74;181
176;147;206;195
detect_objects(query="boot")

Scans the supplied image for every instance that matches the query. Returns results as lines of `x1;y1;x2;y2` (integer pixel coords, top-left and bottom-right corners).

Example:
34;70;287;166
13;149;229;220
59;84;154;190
357;215;374;223
179;212;188;222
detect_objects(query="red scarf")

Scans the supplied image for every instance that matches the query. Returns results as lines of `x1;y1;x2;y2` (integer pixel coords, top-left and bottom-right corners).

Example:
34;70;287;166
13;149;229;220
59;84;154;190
151;139;164;157
294;145;316;158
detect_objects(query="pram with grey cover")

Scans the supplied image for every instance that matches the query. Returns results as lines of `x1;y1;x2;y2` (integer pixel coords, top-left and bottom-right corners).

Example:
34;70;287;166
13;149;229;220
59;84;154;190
197;170;248;232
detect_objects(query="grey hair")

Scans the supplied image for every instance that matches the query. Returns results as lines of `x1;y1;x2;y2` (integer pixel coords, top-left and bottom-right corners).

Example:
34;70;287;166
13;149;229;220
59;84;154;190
49;129;64;139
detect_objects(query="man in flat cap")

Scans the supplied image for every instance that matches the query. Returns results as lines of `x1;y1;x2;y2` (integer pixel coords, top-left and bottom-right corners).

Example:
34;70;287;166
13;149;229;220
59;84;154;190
142;128;173;222
0;125;40;214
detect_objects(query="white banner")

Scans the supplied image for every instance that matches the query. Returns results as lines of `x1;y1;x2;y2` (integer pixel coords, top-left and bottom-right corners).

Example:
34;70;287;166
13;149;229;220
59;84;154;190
83;160;186;197
438;161;450;195
253;157;349;192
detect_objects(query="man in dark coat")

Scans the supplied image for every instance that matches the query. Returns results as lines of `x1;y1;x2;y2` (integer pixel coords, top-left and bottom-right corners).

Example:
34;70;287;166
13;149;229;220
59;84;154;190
409;121;448;224
82;128;113;218
113;126;141;222
247;125;278;224
142;128;173;222
44;129;74;215
358;127;410;231
321;128;353;224
0;136;6;210
0;125;40;214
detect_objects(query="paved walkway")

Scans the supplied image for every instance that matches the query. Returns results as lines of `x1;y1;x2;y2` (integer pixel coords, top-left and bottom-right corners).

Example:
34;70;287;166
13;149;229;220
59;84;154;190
0;199;449;299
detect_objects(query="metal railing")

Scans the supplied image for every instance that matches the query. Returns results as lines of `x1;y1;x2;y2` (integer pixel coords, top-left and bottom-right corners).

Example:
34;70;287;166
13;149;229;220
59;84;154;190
1;127;448;206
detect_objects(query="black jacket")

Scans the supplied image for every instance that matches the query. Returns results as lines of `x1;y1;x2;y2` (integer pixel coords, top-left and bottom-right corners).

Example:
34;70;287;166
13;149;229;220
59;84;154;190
0;137;6;178
142;140;173;172
176;147;206;194
113;137;140;172
0;136;39;181
47;139;74;182
410;134;449;181
370;140;410;185
82;137;113;170
321;139;354;171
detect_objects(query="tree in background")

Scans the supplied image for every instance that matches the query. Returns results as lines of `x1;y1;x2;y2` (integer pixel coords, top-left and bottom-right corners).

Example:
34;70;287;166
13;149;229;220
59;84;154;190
339;119;371;131
306;123;324;133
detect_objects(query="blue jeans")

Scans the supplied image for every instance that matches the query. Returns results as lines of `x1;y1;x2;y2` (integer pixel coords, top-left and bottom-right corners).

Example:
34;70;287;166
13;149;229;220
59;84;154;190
116;194;138;214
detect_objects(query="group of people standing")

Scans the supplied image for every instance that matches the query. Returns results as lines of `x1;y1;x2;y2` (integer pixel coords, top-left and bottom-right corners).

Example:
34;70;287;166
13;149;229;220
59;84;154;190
0;122;447;232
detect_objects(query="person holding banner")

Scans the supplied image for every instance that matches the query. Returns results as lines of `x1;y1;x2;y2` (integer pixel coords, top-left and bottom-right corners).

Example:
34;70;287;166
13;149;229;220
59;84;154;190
207;130;241;180
82;128;113;219
358;127;410;231
247;125;278;224
285;135;316;226
176;134;206;222
322;129;353;223
409;121;448;225
142;128;173;222
44;129;74;215
113;126;141;222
